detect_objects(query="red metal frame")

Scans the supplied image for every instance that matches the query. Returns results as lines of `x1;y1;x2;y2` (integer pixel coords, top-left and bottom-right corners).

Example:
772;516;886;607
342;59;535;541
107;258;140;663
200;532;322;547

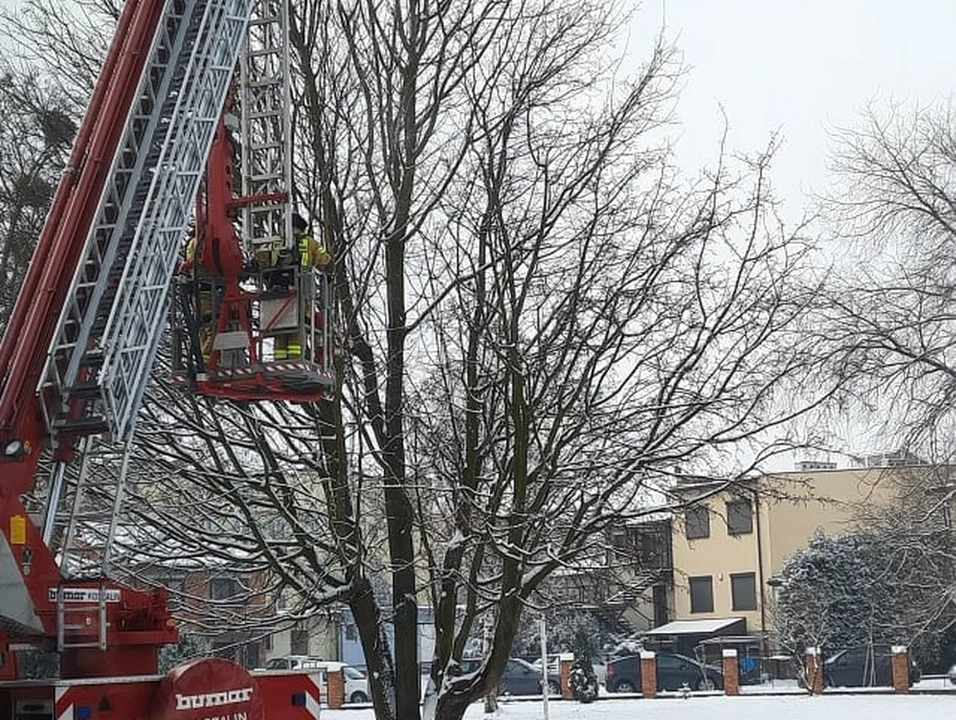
0;0;330;694
0;661;322;720
187;103;331;404
0;0;178;681
0;0;166;448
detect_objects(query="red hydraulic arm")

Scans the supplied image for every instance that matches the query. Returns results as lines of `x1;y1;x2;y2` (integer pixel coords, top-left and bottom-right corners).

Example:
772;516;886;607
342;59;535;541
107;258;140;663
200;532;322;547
0;0;176;681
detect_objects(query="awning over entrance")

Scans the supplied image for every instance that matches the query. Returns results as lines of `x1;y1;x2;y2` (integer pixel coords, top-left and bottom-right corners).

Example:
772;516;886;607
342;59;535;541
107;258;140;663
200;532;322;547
641;618;749;658
643;617;746;636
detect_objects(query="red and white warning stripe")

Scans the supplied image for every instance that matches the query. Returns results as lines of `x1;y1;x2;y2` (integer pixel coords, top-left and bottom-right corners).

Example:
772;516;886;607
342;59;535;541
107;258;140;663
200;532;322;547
55;685;72;720
304;673;321;719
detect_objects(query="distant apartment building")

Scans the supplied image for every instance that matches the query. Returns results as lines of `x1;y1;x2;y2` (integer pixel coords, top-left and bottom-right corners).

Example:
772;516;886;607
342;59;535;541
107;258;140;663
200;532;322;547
669;460;936;645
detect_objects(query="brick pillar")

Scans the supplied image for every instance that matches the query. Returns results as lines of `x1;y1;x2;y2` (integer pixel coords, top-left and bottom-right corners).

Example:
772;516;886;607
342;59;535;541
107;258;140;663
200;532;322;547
640;651;657;699
328;668;345;708
560;657;573;700
722;649;740;695
891;646;909;694
805;647;824;695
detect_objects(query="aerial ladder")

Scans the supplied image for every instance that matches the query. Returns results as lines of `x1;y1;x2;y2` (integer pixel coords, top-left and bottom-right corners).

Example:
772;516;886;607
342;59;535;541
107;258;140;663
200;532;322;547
0;0;330;713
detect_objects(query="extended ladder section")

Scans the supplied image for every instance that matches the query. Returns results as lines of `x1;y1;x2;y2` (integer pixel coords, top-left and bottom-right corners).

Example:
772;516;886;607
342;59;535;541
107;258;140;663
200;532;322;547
42;436;130;581
168;0;334;398
240;0;293;251
41;0;254;445
0;0;272;673
45;436;133;651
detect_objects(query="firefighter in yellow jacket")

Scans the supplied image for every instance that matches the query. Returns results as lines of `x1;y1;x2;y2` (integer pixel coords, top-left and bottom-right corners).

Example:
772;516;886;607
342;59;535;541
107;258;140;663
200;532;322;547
274;214;331;360
178;231;215;364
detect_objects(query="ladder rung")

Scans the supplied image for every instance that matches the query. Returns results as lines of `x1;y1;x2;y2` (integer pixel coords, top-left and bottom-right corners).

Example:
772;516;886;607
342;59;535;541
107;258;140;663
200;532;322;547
246;48;281;59
53;416;108;434
249;15;280;26
68;382;102;399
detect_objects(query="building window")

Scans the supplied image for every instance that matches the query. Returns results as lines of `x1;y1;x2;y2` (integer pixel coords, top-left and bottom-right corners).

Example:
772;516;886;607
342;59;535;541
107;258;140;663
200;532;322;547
652;584;669;627
685;505;710;540
245;641;261;669
731;572;757;611
291;627;309;655
689;576;714;613
210;577;238;600
726;500;753;535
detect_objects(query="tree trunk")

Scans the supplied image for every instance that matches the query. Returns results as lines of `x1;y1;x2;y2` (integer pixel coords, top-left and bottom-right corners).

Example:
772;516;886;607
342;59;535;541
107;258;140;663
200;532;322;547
350;578;398;720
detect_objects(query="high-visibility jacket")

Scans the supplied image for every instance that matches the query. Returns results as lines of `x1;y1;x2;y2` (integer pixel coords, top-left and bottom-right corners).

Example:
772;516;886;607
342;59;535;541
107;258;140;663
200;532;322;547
298;234;331;269
263;235;331;269
179;236;198;273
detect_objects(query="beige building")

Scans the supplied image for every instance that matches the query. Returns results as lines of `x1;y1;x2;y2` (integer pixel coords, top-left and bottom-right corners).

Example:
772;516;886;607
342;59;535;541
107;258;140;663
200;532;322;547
669;459;932;641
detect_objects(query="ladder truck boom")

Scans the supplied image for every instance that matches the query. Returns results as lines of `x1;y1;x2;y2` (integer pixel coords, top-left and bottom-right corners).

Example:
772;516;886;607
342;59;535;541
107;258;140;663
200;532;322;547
0;0;238;678
0;0;332;704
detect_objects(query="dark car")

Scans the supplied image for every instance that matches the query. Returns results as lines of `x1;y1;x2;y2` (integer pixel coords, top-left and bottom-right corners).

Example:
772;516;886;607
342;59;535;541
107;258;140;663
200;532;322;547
824;646;920;688
459;657;561;696
606;652;723;693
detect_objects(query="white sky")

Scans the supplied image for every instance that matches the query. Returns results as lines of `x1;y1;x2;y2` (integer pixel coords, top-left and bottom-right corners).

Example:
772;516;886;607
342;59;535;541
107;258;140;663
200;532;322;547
628;0;956;223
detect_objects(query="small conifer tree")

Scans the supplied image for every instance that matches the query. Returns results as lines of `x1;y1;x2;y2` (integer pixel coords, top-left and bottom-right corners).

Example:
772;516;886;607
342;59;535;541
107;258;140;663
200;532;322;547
570;627;599;702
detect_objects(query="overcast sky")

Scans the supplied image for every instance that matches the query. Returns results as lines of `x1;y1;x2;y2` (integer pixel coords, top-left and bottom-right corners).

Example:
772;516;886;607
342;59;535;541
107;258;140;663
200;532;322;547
628;0;956;224
625;1;956;465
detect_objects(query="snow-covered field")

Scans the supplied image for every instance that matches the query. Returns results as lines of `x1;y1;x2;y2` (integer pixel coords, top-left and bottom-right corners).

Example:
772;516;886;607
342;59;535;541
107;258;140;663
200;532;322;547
323;694;956;719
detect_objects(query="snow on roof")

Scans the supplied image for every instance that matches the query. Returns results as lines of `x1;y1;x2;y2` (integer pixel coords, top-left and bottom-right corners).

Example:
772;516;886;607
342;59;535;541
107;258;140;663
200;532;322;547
643;617;745;636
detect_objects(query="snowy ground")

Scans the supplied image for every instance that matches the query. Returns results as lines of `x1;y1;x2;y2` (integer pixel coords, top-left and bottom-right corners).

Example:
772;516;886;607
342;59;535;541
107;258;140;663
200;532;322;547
323;693;956;719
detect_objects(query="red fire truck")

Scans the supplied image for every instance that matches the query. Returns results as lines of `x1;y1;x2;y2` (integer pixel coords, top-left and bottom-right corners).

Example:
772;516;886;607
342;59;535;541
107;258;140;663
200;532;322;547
0;0;331;714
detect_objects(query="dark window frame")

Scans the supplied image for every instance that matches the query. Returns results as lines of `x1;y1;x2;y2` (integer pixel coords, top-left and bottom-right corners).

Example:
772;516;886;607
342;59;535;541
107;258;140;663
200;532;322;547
689;575;714;614
209;576;239;600
685;505;711;540
730;572;758;611
290;627;309;655
726;499;753;536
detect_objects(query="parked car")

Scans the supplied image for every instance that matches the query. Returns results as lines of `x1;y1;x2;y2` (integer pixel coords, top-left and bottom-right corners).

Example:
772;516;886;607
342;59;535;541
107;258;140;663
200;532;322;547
259;657;368;703
459;657;561;696
824;647;920;688
262;655;324;671
340;665;370;703
606;652;723;693
948;663;956;685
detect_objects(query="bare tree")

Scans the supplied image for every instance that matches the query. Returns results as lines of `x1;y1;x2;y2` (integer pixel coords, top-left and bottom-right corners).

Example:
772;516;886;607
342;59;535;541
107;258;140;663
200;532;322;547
0;67;76;331
2;2;839;720
823;102;956;452
0;0;111;106
403;86;831;720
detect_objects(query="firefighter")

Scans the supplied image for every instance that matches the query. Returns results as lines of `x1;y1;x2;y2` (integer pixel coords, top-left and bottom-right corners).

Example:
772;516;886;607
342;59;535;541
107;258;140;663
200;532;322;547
273;214;331;361
178;229;215;365
293;213;331;269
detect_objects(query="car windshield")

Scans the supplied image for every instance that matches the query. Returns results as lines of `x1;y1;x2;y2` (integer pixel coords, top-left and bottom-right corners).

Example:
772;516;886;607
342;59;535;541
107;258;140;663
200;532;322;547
344;667;365;679
265;658;290;670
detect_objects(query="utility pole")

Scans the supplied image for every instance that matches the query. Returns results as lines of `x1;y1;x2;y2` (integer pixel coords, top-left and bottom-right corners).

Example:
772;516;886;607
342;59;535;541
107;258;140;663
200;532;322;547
540;614;550;720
